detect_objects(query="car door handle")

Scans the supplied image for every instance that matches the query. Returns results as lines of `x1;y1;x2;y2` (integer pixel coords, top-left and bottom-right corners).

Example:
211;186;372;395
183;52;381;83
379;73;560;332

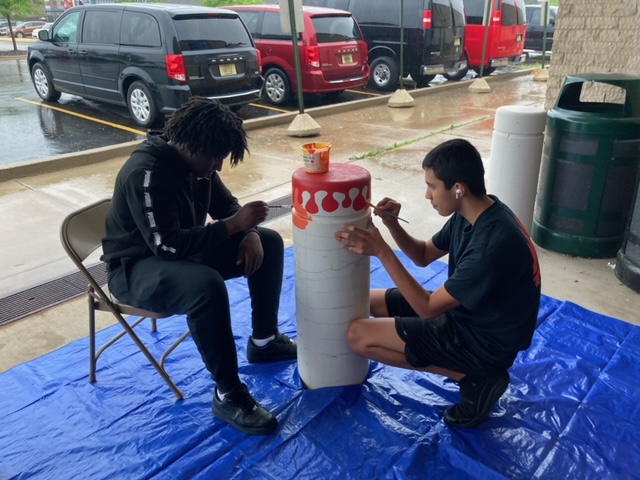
67;49;76;55
79;50;88;55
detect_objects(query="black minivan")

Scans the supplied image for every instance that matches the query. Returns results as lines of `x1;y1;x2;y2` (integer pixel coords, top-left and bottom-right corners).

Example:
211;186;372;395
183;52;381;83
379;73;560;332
27;4;263;128
302;0;466;90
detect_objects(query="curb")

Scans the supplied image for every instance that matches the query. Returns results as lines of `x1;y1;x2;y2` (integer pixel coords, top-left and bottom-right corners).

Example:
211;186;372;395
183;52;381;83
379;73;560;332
0;69;536;182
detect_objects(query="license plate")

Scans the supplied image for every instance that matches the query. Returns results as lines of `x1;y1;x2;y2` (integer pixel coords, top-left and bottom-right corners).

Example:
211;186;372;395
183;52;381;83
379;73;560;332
454;37;461;46
219;64;237;77
516;34;522;42
341;53;353;64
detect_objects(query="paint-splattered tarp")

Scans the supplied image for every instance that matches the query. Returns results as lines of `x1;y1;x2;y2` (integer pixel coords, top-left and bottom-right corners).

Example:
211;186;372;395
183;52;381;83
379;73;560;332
1;248;639;479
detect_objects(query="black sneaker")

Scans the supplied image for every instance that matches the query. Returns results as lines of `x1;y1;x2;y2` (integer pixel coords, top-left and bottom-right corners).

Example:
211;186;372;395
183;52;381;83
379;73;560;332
212;383;278;435
247;333;297;363
444;371;510;428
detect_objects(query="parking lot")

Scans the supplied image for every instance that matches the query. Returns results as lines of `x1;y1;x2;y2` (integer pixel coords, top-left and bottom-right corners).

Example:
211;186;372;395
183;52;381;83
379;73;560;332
0;37;540;166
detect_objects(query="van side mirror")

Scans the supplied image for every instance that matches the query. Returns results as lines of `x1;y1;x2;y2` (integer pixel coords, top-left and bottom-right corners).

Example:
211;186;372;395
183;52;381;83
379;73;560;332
549;18;555;26
38;29;49;41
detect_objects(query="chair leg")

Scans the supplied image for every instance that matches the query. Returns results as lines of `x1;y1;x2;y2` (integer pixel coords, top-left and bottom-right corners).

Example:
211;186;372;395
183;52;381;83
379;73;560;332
95;316;147;361
161;330;191;370
151;318;157;333
111;312;185;400
89;295;97;383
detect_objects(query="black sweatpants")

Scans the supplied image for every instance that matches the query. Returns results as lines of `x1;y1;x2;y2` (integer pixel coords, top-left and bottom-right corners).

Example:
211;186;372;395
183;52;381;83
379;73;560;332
107;227;284;393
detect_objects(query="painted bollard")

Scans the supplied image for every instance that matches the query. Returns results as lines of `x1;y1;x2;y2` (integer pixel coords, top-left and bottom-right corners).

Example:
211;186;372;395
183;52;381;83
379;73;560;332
292;163;371;389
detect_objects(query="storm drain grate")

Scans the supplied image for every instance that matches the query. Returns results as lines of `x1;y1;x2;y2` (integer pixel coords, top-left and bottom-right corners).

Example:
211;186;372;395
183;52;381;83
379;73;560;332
0;264;108;327
0;195;293;327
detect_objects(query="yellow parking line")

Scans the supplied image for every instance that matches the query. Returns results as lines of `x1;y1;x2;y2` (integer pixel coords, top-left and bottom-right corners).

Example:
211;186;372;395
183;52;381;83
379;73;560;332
16;97;147;135
248;102;291;113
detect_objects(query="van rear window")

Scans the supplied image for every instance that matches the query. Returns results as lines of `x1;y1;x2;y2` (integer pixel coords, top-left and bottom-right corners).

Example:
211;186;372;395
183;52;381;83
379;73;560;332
502;0;526;26
348;0;422;28
312;15;362;43
174;16;252;51
463;0;485;25
432;0;454;28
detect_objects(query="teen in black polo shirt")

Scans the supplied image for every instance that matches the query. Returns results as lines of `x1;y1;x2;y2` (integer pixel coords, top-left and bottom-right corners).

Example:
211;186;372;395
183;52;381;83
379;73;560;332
334;138;541;428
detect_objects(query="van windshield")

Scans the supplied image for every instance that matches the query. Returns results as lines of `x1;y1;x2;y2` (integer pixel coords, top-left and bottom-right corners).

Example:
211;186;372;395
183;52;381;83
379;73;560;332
174;15;253;51
312;15;362;42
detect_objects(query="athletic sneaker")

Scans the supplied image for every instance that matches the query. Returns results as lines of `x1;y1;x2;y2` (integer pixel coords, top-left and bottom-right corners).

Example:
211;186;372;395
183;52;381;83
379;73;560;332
247;333;297;363
444;371;510;428
212;383;278;435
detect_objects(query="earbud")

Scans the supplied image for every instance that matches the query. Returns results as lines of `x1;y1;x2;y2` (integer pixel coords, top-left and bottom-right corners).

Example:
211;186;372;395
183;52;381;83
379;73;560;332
455;189;462;200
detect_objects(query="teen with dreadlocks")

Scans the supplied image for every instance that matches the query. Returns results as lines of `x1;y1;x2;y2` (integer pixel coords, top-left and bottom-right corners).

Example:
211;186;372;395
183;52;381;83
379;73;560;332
102;97;296;435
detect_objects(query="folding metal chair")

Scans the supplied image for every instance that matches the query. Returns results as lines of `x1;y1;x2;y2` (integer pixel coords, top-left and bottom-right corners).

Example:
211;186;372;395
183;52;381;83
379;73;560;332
59;198;189;400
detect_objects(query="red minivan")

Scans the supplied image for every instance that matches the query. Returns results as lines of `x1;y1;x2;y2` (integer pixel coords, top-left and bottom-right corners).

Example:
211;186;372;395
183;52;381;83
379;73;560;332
228;5;369;106
444;0;526;81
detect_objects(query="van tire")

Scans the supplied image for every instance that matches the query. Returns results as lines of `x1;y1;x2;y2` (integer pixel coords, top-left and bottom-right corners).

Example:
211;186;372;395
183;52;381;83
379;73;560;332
369;56;398;91
414;74;435;88
473;66;496;76
31;63;61;101
443;53;469;82
127;81;159;128
263;68;291;106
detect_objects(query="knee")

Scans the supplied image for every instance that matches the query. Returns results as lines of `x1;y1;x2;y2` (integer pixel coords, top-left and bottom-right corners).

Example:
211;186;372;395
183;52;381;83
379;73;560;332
186;270;228;309
346;318;368;355
258;227;284;254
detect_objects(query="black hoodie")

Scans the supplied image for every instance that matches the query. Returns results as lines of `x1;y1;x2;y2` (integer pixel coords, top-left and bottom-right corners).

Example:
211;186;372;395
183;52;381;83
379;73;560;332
101;134;241;269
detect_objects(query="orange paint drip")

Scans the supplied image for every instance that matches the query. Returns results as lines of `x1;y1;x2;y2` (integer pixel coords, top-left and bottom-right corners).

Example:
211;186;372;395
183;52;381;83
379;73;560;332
292;187;313;230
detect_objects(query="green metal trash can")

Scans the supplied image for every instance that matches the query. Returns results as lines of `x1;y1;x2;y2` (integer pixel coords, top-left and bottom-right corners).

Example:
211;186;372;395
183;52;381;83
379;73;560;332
532;73;640;258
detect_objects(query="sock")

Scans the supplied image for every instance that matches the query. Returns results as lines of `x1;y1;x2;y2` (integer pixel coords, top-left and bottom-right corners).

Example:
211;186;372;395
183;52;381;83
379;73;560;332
251;334;276;347
216;388;226;401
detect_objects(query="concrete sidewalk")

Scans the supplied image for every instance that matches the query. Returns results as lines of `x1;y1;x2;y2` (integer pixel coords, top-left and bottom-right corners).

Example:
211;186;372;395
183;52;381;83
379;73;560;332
1;71;638;373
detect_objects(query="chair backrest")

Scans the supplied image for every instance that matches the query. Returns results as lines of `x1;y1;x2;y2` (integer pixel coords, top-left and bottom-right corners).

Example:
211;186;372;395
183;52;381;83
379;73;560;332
60;198;111;266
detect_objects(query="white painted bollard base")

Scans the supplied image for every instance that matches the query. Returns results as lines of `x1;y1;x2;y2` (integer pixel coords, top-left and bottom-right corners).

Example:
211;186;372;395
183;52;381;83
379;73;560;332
295;219;370;389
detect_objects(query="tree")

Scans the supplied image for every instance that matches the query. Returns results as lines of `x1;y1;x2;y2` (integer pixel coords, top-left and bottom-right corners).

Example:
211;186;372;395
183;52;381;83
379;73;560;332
0;0;41;52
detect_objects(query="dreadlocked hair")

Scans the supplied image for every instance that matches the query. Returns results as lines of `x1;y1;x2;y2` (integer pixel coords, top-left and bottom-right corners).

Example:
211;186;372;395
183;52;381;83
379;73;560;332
164;97;248;167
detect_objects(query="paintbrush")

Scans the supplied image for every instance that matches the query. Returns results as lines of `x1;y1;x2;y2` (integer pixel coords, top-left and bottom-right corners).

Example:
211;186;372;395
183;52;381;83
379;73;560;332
367;201;409;223
269;204;292;208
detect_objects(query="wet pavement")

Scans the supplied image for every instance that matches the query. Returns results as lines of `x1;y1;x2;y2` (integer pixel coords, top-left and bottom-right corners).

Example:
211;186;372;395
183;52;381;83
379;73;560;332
1;71;638;373
0;37;540;166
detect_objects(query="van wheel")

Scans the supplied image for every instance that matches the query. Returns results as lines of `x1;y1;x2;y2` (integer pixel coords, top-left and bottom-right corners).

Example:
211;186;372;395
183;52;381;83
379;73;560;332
414;75;435;88
443;53;469;82
127;81;159;128
369;57;398;91
263;68;291;106
16;32;24;38
31;63;61;101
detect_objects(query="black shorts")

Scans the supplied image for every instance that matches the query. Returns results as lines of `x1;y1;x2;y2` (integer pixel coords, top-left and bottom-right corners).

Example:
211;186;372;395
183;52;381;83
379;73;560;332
386;288;502;376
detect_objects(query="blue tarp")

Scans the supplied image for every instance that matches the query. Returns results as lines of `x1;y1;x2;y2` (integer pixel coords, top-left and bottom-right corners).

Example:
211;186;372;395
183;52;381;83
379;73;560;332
1;248;639;479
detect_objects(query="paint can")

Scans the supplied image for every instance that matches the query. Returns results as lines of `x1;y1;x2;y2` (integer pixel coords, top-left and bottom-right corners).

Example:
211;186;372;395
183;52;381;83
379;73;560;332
301;142;331;174
292;163;371;389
